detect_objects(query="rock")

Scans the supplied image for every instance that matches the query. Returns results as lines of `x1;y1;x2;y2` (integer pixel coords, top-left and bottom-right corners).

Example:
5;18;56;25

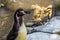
27;16;60;35
27;27;33;34
27;32;60;40
26;22;34;27
39;16;60;34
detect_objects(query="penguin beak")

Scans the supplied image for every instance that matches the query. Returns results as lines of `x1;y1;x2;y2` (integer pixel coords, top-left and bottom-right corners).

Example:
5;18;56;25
24;9;33;14
20;10;31;14
24;11;31;14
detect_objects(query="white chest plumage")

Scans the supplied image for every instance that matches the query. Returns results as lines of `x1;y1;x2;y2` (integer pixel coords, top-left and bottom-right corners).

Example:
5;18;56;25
15;22;27;40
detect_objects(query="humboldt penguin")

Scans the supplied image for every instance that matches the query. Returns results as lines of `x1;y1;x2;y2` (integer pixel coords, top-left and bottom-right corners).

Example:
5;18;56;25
6;8;31;40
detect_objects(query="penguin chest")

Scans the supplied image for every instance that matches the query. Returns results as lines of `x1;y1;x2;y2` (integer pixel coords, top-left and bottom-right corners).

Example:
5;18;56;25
15;25;27;40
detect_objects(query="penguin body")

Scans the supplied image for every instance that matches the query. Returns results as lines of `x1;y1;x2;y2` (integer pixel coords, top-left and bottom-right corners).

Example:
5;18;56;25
6;8;31;40
15;21;27;40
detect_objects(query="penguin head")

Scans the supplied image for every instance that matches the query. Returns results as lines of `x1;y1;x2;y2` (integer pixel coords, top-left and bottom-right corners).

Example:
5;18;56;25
15;8;31;17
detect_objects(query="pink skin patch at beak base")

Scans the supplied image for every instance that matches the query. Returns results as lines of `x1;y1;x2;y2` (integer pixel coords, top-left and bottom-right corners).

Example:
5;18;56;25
20;11;26;15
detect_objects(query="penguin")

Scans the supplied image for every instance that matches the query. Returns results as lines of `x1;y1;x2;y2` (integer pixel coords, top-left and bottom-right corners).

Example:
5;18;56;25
6;8;31;40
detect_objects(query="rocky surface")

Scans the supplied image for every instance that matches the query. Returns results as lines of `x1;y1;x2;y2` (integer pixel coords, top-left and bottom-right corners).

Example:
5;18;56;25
27;16;60;40
27;32;60;40
27;16;60;34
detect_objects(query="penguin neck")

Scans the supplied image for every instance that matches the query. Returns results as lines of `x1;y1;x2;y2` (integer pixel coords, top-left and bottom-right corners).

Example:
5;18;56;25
16;16;23;26
14;14;24;31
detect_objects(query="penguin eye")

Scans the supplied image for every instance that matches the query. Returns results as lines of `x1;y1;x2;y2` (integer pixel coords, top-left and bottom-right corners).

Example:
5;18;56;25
17;12;24;17
17;14;20;17
16;12;20;16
